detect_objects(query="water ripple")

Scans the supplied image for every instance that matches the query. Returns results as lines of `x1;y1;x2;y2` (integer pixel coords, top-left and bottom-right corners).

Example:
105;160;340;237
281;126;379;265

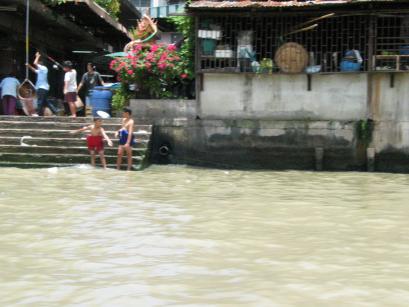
0;166;409;306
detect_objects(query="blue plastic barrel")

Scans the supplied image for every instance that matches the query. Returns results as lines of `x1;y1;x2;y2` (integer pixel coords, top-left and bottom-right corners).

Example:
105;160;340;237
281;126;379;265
340;60;361;72
400;46;409;55
90;86;113;117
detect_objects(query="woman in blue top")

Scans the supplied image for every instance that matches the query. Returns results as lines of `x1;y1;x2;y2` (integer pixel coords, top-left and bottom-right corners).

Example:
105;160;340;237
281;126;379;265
26;52;57;116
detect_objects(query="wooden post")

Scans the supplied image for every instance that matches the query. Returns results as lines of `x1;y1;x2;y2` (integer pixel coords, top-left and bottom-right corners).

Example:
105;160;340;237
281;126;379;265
367;148;375;172
194;15;202;118
368;15;376;71
307;74;312;91
315;147;324;171
367;15;376;119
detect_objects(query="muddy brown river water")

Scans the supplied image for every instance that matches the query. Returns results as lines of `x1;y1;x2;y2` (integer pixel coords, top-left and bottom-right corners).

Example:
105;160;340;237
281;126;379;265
1;165;409;306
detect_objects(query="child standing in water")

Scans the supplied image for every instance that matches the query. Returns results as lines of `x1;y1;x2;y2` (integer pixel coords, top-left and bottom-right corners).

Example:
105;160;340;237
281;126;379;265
115;107;135;171
71;118;113;168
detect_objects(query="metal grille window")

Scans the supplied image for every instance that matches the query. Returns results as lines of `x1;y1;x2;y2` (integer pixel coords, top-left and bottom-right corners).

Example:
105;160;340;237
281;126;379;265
197;14;375;73
373;15;409;71
131;0;150;7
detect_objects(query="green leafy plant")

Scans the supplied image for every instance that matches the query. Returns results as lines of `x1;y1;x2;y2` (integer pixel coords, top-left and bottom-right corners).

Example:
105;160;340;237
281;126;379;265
42;0;120;19
110;44;189;98
356;119;374;146
168;16;195;80
94;0;120;18
259;58;273;74
112;83;130;112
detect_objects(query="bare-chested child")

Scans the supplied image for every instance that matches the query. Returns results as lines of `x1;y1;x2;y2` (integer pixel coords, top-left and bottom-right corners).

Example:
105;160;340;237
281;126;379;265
115;107;135;171
71;118;113;168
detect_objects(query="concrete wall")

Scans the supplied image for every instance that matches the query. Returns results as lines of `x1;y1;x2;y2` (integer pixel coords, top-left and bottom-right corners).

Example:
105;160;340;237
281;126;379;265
131;72;409;172
371;74;409;151
129;99;196;125
368;73;409;171
200;73;368;120
146;118;362;170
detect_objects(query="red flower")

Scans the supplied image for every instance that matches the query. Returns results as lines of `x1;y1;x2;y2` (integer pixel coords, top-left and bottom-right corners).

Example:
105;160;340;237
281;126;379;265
158;62;167;70
127;70;133;75
145;52;154;61
160;52;168;59
150;45;159;52
167;44;177;52
180;73;188;79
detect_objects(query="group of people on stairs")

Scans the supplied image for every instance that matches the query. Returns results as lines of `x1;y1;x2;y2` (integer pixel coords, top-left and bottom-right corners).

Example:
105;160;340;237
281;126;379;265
0;53;104;117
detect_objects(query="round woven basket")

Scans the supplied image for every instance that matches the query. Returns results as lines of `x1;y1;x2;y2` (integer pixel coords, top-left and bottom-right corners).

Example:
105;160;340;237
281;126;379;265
274;42;309;73
18;80;36;99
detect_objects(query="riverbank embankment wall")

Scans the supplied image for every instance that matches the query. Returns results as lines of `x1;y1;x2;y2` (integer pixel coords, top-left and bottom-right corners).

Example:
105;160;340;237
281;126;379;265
130;72;409;172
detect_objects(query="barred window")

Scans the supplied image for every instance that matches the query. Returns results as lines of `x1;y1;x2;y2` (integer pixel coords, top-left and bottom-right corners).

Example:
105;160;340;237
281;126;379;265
197;13;409;74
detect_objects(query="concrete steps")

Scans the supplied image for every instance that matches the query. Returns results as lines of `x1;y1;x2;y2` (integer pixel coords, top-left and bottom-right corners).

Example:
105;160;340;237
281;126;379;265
0;129;151;139
0;137;149;147
0;116;152;170
0;145;146;155
0;162;145;170
0;116;122;123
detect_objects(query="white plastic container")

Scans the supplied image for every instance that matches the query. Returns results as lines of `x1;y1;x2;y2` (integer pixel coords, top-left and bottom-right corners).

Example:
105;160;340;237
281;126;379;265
215;50;234;58
198;30;222;40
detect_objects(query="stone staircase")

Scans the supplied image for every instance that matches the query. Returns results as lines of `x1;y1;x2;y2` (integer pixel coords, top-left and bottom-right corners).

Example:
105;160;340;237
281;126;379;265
0;116;152;170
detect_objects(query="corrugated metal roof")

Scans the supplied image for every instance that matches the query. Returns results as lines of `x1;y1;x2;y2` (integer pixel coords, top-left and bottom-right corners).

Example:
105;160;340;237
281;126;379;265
189;0;389;10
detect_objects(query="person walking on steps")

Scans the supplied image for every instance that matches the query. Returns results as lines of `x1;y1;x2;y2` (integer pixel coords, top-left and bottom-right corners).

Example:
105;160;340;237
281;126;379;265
0;71;20;116
26;52;57;116
63;61;77;117
77;63;104;109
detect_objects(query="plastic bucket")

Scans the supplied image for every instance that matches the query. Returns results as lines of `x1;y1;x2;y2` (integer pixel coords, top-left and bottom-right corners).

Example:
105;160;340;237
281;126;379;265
202;39;217;56
400;46;409;55
90;86;113;117
340;60;361;72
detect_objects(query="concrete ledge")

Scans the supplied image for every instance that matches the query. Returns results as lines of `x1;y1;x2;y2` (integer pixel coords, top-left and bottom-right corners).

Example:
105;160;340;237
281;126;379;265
130;99;196;125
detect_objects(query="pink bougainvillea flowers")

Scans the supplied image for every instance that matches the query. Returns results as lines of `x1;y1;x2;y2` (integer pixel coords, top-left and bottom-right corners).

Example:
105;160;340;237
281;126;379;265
109;43;190;98
167;44;177;52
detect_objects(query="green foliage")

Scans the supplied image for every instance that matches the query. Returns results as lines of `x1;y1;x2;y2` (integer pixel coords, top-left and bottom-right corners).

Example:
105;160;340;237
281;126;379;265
112;83;130;112
259;58;273;74
356;119;374;146
168;16;195;79
42;0;120;19
94;0;120;18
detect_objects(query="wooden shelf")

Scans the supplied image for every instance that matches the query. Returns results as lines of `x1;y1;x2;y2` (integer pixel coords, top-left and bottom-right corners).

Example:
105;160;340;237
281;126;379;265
199;70;409;76
373;55;409;71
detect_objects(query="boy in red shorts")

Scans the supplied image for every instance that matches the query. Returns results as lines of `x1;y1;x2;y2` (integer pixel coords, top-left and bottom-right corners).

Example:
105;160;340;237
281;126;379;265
71;118;113;168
